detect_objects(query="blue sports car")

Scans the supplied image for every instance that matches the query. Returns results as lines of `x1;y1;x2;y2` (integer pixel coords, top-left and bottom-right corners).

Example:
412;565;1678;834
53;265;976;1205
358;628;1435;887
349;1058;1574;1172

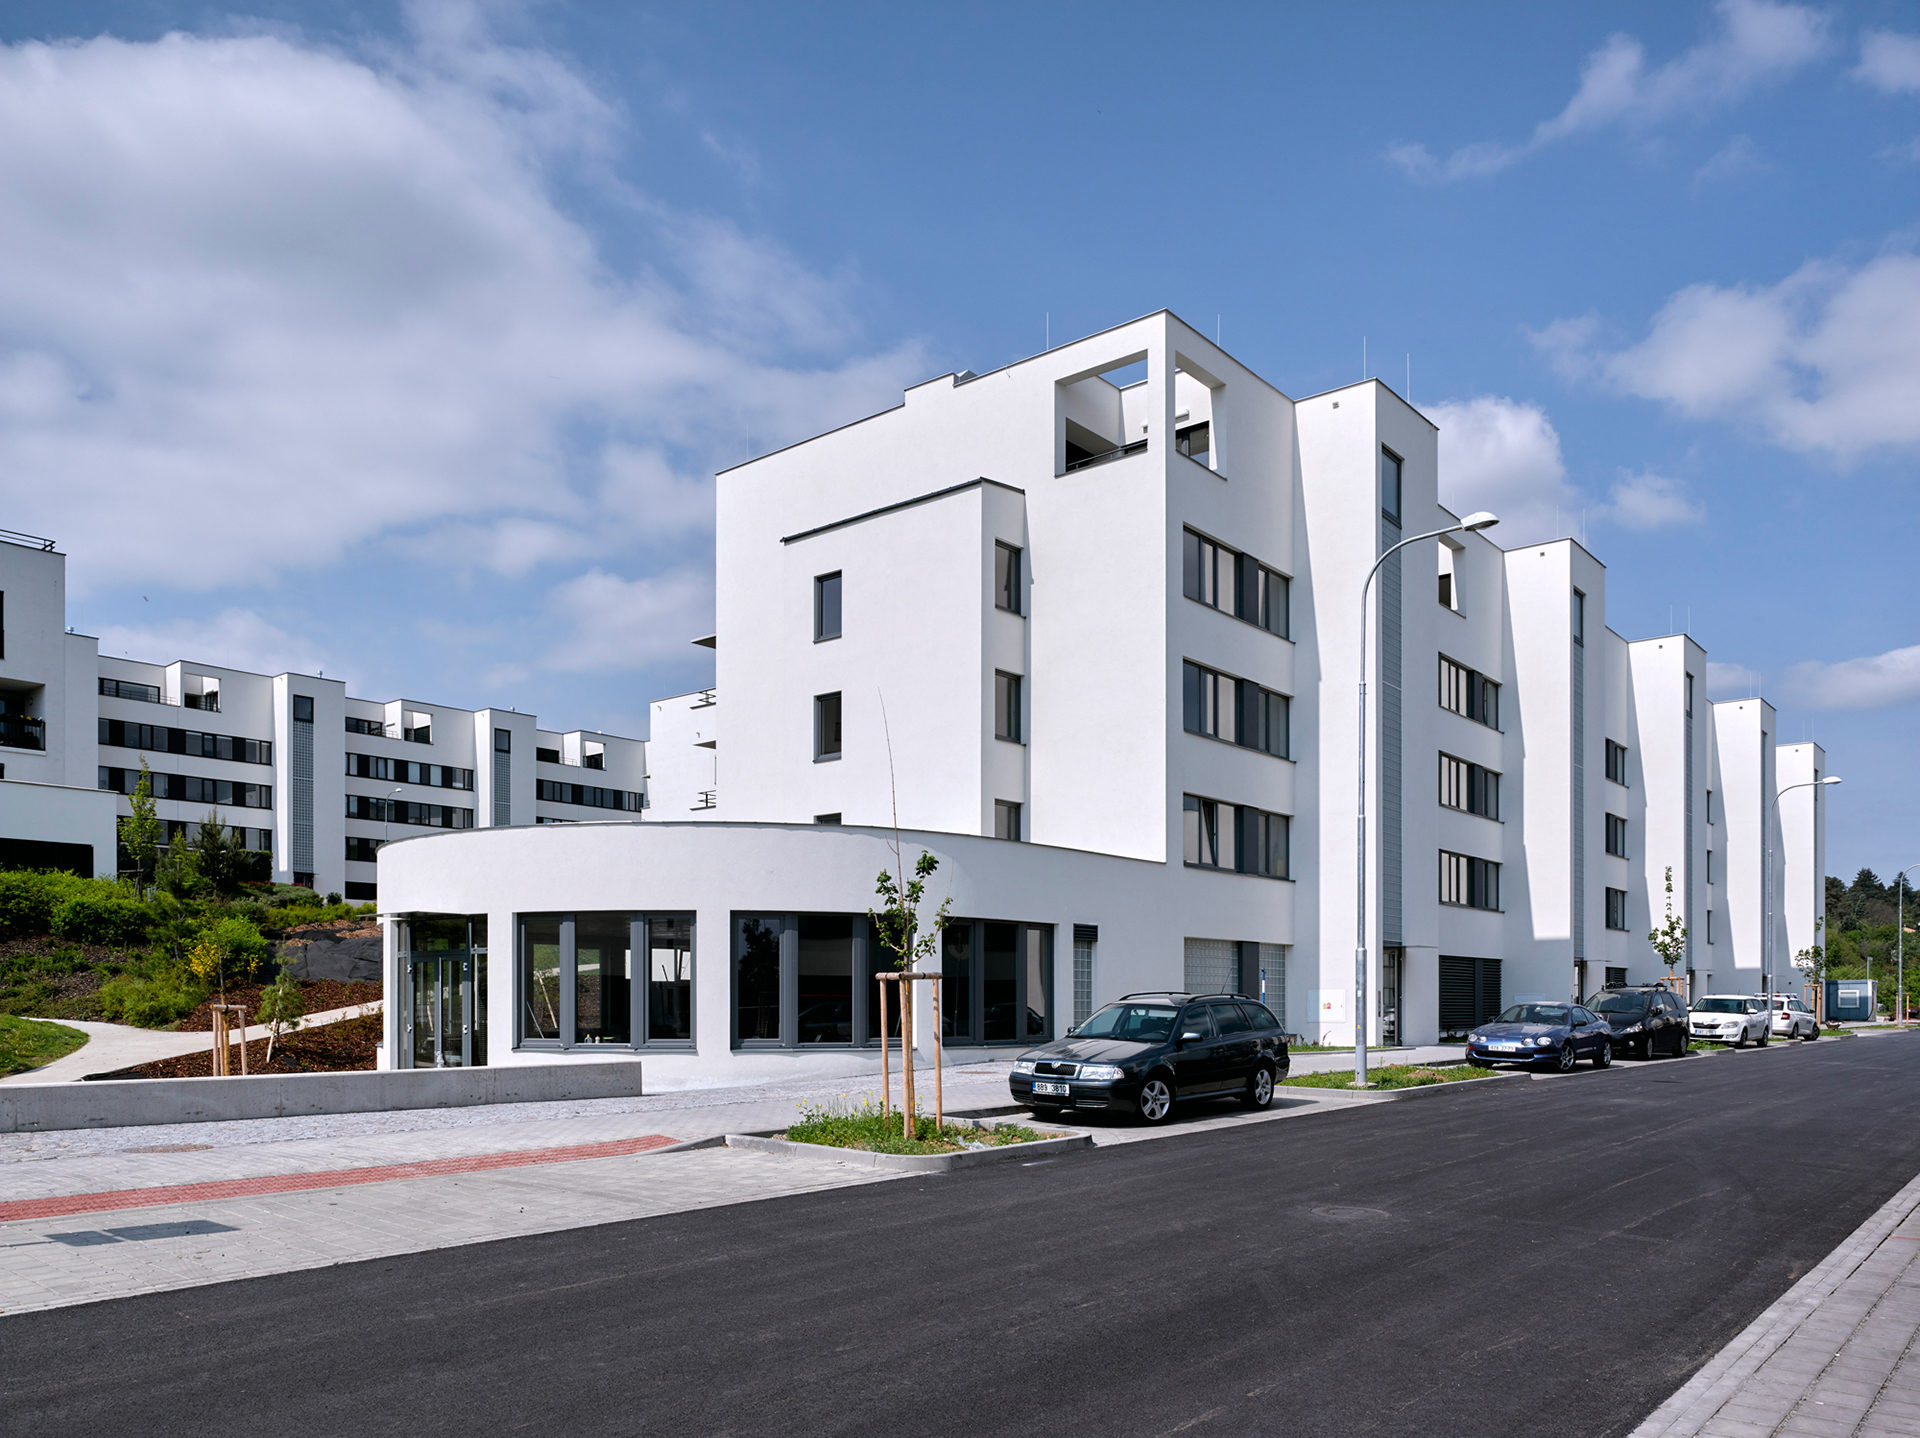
1465;1003;1614;1073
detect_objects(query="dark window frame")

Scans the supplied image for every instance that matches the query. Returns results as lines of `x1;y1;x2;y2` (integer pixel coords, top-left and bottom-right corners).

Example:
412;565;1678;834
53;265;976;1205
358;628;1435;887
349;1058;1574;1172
814;571;842;643
994;542;1023;616
814;691;842;762
1380;446;1403;524
516;911;696;1053
1182;660;1290;760
1181;528;1290;639
994;671;1024;744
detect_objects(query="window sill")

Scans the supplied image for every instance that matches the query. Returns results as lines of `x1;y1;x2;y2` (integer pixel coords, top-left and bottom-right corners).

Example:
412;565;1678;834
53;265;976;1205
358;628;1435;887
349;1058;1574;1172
1182;862;1293;882
1183;595;1294;644
994;735;1026;746
1437;902;1504;913
993;603;1025;619
1439;807;1502;824
814;634;840;644
814;753;841;764
1183;728;1293;763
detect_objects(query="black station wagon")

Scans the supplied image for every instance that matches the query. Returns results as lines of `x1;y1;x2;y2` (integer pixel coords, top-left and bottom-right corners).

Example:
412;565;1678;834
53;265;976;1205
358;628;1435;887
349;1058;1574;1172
1009;992;1291;1124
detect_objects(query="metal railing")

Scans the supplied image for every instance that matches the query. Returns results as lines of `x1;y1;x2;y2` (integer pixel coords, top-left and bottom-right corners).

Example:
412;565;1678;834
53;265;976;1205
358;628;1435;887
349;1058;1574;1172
1063;438;1148;474
0;715;46;751
0;527;55;552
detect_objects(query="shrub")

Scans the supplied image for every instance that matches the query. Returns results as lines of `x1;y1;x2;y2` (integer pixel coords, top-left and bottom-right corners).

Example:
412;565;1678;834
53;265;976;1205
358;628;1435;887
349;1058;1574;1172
207;915;271;982
0;871;68;938
97;968;205;1028
50;890;151;947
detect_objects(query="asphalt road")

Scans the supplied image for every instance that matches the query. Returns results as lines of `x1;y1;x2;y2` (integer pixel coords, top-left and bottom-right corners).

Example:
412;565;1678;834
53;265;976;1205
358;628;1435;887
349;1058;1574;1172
7;1036;1920;1438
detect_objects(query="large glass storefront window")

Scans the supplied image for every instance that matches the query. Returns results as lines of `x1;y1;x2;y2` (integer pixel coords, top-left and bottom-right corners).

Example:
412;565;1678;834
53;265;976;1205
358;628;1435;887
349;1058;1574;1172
516;913;695;1051
399;914;487;1068
734;912;1052;1049
940;919;1054;1046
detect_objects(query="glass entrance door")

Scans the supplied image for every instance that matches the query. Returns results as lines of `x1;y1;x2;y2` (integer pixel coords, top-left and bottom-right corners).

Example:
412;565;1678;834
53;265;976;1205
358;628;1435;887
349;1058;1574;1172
1380;949;1403;1046
407;955;474;1067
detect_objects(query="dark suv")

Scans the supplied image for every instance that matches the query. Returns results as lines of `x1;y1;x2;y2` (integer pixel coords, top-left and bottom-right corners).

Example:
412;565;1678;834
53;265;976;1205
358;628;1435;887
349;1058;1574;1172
1009;992;1291;1124
1588;985;1689;1058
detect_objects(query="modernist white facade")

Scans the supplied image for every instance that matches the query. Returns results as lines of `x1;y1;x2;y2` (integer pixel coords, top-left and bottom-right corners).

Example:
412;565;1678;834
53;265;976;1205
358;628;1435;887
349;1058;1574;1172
0;531;647;899
375;310;1834;1083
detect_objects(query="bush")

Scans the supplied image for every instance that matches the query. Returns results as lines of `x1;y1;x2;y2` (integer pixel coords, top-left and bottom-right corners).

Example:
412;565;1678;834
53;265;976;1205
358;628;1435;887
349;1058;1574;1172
0;871;70;938
50;890;151;947
97;968;206;1028
197;914;272;985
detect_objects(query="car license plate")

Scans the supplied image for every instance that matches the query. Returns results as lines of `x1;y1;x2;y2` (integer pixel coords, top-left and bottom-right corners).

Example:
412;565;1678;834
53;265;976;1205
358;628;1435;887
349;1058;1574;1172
1492;1042;1519;1052
1032;1080;1070;1097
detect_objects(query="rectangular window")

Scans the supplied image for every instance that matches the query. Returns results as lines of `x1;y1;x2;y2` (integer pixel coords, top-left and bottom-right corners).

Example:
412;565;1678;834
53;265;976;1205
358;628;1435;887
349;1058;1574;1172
814;571;842;642
344;795;472;828
1605;887;1628;931
1184;795;1288;879
518;912;692;1050
292;695;314;724
1606;813;1628;858
345;836;385;863
1705;789;1715;825
994;543;1022;616
1706;910;1715;944
1380;447;1403;524
1706;850;1716;885
494;727;511;753
1439;850;1501;911
1606;740;1628;785
98;677;162;704
1438;753;1500;819
814;692;842;761
98;718;273;765
1572;588;1585;645
1181;528;1289;638
345;715;384;736
1438;656;1500;729
535;779;644;812
994;799;1022;841
1176;420;1210;465
1685;673;1694;715
1181;661;1288;759
994;671;1023;744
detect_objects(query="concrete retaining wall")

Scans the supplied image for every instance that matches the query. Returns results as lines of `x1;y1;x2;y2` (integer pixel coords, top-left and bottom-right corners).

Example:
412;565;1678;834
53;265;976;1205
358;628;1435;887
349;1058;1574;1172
0;1061;644;1133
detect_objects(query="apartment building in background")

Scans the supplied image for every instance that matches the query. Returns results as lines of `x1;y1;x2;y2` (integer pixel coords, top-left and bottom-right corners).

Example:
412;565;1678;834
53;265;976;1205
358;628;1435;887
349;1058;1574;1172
381;310;1834;1086
0;532;646;900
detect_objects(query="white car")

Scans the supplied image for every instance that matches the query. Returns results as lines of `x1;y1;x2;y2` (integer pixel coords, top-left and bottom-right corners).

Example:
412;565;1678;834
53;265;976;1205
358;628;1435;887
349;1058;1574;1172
1689;995;1771;1047
1765;994;1820;1041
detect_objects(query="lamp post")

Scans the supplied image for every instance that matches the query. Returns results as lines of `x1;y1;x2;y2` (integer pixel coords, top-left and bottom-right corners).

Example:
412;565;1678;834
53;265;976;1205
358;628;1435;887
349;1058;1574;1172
1356;509;1499;1087
384;786;403;852
1896;864;1919;1025
1764;775;1840;1006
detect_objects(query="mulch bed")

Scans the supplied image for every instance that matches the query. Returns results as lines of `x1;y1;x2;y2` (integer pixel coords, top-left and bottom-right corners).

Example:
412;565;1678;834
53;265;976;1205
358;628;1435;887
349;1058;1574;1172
173;979;382;1032
97;1012;383;1079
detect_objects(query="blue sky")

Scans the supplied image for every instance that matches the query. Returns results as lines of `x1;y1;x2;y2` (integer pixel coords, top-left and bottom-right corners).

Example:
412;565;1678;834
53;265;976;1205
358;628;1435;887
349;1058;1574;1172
0;1;1914;879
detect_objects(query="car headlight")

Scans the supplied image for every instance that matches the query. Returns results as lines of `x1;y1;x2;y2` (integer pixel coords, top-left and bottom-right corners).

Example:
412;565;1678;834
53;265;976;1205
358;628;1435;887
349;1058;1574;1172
1012;1060;1037;1075
1534;1036;1553;1047
1077;1064;1124;1081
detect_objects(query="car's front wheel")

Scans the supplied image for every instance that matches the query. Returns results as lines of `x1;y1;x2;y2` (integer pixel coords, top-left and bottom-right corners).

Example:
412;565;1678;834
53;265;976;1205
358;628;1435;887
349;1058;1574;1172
1734;1028;1747;1049
1241;1063;1275;1110
1758;1027;1770;1047
1593;1040;1612;1070
1556;1041;1577;1073
1136;1074;1176;1125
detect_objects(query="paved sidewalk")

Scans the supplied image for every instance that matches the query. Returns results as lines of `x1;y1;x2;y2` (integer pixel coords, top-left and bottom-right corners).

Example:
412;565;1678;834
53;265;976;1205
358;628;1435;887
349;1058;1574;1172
1632;1165;1920;1438
0;1000;384;1086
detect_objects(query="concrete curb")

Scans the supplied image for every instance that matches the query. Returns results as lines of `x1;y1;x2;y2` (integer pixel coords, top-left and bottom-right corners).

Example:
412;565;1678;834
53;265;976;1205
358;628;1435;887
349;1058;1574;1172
1629;1165;1920;1437
725;1118;1091;1173
1280;1070;1525;1101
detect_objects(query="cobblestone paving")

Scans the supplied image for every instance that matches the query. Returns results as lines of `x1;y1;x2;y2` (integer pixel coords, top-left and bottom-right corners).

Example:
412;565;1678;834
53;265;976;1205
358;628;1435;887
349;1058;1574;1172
1633;1167;1920;1438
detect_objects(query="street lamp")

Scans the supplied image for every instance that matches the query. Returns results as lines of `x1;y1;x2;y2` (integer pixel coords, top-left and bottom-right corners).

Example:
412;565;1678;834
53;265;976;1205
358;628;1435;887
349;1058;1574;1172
1764;775;1840;1006
1895;863;1920;1025
384;786;404;851
1357;509;1499;1087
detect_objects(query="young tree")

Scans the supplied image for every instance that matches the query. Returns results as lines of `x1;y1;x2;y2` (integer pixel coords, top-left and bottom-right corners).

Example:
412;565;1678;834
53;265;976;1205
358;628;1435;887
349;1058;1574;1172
118;762;162;894
256;964;306;1064
870;850;952;972
192;812;246;895
1648;865;1688;980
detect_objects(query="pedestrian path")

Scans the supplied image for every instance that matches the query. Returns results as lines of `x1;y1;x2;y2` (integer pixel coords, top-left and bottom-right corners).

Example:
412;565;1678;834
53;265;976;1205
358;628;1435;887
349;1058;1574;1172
1632;1164;1920;1438
0;1000;384;1086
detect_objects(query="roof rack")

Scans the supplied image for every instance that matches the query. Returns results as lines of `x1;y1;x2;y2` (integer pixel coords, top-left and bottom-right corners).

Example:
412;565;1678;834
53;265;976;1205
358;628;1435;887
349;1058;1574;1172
1116;990;1259;1002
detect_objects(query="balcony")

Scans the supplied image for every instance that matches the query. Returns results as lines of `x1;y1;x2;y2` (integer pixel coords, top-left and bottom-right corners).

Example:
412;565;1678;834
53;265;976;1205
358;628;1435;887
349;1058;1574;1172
1063;437;1148;474
0;715;46;751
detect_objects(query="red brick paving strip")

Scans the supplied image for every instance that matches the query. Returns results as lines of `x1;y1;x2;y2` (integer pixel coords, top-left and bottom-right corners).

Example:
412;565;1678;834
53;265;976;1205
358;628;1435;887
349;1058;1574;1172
0;1134;681;1223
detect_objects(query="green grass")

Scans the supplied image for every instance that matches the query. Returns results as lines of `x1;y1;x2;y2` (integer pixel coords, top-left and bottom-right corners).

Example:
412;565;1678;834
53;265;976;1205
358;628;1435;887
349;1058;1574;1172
1282;1062;1496;1091
0;1013;88;1076
784;1100;1049;1156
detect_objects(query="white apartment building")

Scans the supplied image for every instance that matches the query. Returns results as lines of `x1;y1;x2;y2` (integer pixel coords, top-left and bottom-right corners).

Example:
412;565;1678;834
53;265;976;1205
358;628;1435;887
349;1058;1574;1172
0;530;647;899
379;310;1833;1084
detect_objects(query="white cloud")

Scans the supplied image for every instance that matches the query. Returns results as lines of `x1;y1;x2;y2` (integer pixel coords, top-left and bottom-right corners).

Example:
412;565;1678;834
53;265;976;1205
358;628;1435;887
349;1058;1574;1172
1856;30;1920;93
1430;396;1581;545
0;9;926;597
93;608;345;687
1387;0;1832;183
1604;472;1706;529
542;567;713;672
1779;644;1920;710
1692;133;1767;186
1537;248;1920;460
1707;660;1762;698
